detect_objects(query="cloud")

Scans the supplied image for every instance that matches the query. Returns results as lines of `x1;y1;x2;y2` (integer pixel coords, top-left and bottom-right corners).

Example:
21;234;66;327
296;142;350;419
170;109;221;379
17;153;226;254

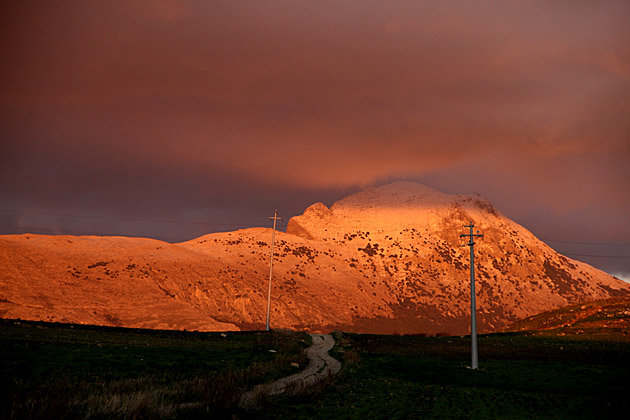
0;1;628;275
611;273;630;284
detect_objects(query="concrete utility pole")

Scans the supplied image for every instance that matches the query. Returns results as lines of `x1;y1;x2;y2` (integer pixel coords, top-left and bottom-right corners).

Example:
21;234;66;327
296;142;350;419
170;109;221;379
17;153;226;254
461;222;483;370
266;209;283;331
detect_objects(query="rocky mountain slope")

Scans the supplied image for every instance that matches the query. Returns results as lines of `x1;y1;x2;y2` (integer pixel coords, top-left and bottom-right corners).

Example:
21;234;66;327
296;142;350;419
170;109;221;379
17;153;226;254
1;182;628;334
505;296;630;338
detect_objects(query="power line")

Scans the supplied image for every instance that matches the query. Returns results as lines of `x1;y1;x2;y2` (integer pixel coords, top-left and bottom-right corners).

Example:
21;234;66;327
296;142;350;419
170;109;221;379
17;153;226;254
0;208;259;227
0;207;626;254
12;208;626;246
542;238;630;246
563;252;630;259
0;224;196;242
0;212;286;242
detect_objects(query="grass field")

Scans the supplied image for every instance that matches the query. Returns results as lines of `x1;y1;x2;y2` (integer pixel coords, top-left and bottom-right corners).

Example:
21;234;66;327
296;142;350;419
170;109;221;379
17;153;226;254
263;332;629;420
0;319;310;419
2;319;628;419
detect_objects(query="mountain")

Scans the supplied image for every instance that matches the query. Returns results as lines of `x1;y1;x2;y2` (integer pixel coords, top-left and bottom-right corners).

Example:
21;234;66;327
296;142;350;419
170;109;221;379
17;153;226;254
504;296;630;339
0;235;239;331
1;182;628;334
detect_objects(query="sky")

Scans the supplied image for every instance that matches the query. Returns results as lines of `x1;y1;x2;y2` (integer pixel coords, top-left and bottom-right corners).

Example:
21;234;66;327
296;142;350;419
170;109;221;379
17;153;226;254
1;1;629;280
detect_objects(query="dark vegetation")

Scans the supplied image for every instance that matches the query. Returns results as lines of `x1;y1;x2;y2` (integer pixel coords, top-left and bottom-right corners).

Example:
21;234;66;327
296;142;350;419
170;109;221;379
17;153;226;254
2;318;629;419
262;332;629;420
0;319;309;419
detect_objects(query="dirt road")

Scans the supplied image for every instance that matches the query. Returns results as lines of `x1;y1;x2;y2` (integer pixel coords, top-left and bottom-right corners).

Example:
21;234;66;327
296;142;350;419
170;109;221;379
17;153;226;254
240;333;340;409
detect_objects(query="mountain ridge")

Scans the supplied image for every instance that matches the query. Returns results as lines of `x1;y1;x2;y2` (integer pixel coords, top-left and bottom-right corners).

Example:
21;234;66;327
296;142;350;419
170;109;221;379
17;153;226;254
1;182;628;334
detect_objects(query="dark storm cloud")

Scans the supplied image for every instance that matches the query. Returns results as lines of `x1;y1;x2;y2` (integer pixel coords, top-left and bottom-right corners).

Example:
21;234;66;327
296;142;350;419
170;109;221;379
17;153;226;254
1;1;629;276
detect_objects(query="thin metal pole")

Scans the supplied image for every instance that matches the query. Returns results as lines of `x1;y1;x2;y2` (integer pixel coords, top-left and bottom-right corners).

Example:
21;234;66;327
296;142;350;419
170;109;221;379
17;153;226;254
461;222;483;370
266;210;281;331
469;224;478;370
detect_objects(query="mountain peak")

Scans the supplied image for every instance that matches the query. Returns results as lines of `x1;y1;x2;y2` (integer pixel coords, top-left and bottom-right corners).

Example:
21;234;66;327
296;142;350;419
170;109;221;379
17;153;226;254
287;181;500;240
333;181;449;210
3;181;628;336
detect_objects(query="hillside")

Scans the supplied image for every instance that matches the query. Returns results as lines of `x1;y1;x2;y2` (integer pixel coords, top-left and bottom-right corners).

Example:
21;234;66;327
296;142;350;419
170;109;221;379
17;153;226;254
0;235;239;331
1;182;628;334
505;296;630;338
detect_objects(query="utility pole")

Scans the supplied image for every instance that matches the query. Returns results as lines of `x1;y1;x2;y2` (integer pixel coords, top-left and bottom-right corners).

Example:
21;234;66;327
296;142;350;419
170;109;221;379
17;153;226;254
266;209;282;331
461;222;483;370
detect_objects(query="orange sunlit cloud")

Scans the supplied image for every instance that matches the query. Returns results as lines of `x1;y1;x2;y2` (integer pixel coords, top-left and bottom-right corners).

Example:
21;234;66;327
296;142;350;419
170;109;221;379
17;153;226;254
1;1;629;276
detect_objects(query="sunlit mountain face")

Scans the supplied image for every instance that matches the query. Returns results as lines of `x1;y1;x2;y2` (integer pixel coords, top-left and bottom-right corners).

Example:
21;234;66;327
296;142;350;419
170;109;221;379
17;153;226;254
2;1;629;287
1;182;628;335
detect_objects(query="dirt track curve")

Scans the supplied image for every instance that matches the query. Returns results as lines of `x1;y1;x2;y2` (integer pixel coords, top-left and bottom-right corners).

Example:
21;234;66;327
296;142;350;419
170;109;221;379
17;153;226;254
240;333;341;409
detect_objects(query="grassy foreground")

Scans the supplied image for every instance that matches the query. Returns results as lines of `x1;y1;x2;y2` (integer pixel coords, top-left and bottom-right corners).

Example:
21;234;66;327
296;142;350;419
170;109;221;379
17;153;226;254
2;320;629;419
264;332;629;420
0;319;310;419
